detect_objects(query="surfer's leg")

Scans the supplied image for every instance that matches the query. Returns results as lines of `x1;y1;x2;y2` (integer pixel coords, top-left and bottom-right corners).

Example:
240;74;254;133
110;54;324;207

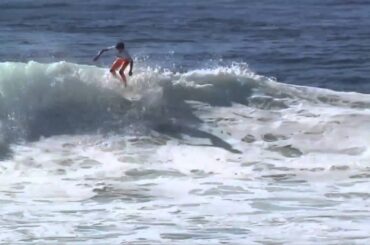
109;69;119;80
119;60;130;87
110;58;124;81
119;70;127;87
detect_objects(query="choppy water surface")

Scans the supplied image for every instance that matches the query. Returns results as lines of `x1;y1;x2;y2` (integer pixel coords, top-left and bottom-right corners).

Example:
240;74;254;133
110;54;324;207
0;0;370;244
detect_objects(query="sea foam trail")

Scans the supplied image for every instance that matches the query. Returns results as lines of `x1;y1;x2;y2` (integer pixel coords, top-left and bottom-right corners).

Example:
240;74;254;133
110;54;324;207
0;61;369;151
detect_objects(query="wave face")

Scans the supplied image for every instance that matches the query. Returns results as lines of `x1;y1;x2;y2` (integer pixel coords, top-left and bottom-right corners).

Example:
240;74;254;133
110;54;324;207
0;61;133;141
0;61;369;144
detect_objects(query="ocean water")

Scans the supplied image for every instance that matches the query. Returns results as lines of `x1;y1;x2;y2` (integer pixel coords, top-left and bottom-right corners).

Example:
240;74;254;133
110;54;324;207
0;0;370;244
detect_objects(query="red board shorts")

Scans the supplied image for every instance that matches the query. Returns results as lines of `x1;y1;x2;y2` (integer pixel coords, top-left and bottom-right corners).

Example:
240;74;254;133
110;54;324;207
111;58;130;71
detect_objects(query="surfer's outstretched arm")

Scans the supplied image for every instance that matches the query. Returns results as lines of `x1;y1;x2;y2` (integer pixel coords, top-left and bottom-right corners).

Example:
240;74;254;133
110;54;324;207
93;48;109;61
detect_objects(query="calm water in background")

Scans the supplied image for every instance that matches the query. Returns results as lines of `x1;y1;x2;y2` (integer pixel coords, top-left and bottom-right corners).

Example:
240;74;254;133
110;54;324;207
1;0;370;92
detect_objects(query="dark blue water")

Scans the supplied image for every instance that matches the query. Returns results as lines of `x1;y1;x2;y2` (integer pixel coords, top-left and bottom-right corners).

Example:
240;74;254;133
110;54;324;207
1;0;369;93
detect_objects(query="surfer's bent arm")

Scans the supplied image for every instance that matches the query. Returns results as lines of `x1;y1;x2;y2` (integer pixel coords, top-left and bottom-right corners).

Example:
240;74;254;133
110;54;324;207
123;49;134;76
129;59;134;76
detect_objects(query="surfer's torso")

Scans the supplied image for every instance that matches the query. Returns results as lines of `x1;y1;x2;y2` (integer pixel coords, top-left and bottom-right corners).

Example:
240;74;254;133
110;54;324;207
107;46;132;61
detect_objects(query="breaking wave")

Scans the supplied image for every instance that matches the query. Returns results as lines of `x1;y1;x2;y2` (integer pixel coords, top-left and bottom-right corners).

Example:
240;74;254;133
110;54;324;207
0;61;369;151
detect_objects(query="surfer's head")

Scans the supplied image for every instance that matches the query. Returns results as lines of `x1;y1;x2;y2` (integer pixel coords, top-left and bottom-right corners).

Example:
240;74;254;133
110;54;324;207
115;42;125;50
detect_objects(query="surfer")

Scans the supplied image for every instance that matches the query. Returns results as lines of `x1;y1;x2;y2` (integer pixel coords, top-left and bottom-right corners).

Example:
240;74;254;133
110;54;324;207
93;41;133;87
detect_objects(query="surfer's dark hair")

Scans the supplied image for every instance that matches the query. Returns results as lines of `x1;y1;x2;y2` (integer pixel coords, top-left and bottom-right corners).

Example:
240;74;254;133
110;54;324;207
115;42;125;49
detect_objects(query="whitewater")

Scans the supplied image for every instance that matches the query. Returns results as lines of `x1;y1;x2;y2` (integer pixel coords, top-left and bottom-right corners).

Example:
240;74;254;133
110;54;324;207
0;61;369;244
